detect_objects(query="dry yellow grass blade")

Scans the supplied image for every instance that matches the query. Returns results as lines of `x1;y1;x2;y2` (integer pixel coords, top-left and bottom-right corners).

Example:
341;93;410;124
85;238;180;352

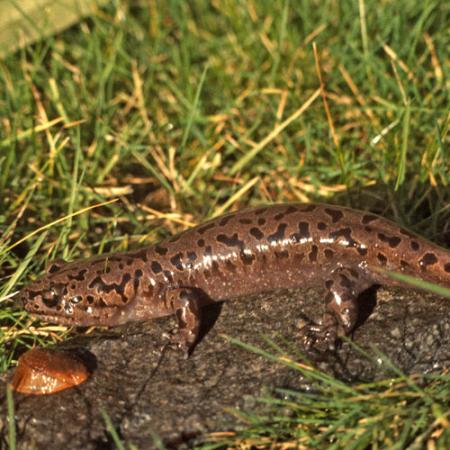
212;176;260;217
230;88;321;175
0;117;64;147
3;198;118;255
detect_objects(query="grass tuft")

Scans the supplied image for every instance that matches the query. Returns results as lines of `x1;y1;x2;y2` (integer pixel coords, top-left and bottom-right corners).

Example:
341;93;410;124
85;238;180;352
202;337;450;449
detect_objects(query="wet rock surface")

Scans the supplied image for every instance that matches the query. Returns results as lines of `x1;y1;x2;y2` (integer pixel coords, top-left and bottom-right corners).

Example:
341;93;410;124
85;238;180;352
1;286;450;449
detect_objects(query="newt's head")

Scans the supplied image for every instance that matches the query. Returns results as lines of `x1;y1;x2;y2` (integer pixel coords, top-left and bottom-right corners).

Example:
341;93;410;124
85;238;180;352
20;257;138;327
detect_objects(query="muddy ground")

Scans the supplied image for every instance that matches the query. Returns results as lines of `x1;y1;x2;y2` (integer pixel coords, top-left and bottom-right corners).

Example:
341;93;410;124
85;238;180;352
1;285;450;449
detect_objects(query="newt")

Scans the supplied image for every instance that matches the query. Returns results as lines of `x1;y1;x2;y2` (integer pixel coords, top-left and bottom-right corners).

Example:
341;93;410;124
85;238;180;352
20;203;450;354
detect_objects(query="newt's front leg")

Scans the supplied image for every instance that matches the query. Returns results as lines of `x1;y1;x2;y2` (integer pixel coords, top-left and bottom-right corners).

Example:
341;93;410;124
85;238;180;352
164;288;202;357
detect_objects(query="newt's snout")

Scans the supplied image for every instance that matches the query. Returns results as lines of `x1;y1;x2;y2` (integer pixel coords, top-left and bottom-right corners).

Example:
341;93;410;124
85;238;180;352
20;279;77;323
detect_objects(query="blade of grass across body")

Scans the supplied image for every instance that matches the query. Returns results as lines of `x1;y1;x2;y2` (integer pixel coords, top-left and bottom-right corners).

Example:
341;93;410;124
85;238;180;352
1;199;118;257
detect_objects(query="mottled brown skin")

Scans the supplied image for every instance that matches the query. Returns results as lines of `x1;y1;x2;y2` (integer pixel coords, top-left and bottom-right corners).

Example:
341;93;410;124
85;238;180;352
20;203;450;354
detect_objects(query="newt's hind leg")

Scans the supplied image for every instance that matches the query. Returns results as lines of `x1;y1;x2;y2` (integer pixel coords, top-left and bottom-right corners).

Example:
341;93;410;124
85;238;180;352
300;267;373;352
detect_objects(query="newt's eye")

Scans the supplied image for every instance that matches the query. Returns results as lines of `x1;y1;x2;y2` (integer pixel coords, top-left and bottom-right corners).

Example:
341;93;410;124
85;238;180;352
43;290;55;300
42;288;59;308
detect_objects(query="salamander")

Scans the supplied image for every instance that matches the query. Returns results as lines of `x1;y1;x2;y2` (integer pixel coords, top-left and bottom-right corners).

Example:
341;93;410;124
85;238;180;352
20;203;450;354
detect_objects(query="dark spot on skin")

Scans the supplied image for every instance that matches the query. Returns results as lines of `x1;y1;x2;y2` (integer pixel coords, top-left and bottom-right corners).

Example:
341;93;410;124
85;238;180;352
126;259;133;266
268;223;288;244
239;218;252;224
364;226;372;233
324;208;344;223
163;270;174;283
187;251;197;261
87;295;94;304
240;251;255;265
48;263;62;274
197;239;205;247
134;269;143;293
219;216;234;227
217;233;244;249
155;246;168;256
420;253;438;267
410;241;420;251
324;249;334;259
121;274;132;292
67;269;87;281
27;290;41;301
43;295;58;308
400;260;409;269
205;246;213;256
217;234;252;265
378;233;401;248
257;218;266;226
274;206;298;220
225;260;236;273
70;284;76;290
291;222;310;243
88;274;131;303
254;207;268;216
211;260;220;273
298;204;317;212
348;268;360;279
325;280;333;289
98;298;108;307
329;227;359;249
203;269;211;279
309;245;318;262
151;261;162;274
170;253;184;270
89;276;104;290
275;250;289;259
250;227;264;240
105;267;111;273
317;222;327;230
119;263;124;270
143;284;154;298
107;256;124;263
377;253;387;265
357;247;368;256
197;222;216;234
362;214;378;225
339;274;352;289
445;263;450;273
129;248;149;262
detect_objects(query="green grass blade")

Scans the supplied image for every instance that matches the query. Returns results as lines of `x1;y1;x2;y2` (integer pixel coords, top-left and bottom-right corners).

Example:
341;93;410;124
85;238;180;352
100;408;126;450
6;384;16;450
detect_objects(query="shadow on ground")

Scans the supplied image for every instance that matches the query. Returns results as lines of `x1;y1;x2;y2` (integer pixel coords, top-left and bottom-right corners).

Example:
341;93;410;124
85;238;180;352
1;286;450;449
